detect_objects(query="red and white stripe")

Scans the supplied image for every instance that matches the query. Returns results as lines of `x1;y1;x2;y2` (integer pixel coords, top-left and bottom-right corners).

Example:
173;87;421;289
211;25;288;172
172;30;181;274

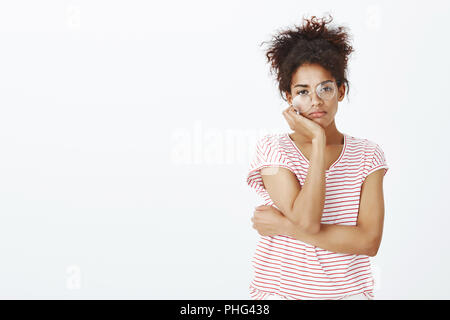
246;132;389;300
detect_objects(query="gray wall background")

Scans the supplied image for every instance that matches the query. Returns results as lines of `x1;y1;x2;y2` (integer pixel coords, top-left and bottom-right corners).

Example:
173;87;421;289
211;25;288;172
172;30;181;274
0;0;448;299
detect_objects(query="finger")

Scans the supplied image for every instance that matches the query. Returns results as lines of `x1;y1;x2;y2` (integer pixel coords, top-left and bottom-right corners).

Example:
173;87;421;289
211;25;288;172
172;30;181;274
282;110;296;129
288;104;300;114
288;107;304;120
283;107;294;118
285;107;300;122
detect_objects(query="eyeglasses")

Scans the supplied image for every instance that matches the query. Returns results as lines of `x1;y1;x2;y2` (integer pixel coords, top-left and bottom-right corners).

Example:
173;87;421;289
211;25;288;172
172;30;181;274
291;80;338;114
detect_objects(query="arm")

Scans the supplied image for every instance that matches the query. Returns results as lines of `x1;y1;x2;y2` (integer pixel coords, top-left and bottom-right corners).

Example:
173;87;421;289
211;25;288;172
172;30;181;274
260;135;326;234
282;168;386;256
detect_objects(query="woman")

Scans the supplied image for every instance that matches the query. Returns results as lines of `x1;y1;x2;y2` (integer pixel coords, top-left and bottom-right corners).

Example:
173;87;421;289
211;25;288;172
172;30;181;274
246;15;389;300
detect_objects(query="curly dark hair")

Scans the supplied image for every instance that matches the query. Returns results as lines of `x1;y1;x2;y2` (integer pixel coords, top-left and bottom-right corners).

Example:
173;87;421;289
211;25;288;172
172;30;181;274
260;14;354;102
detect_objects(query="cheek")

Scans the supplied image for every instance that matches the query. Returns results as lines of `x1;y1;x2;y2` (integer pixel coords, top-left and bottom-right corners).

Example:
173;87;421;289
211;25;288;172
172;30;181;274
327;103;338;115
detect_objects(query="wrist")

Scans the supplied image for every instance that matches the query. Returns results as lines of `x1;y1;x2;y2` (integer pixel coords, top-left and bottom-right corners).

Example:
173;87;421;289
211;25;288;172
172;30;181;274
312;132;326;145
282;217;298;238
284;219;318;243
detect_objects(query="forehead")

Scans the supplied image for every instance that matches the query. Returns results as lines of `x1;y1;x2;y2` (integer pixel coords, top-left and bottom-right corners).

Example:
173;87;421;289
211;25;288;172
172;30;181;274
291;63;334;86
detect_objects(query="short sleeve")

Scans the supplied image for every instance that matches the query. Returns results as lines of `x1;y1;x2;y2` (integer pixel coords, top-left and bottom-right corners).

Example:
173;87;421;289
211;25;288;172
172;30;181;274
365;143;389;178
246;134;296;199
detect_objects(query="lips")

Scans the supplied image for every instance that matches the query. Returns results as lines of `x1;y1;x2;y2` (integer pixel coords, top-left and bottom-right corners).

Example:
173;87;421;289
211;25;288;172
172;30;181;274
309;111;327;118
309;111;326;118
309;110;327;115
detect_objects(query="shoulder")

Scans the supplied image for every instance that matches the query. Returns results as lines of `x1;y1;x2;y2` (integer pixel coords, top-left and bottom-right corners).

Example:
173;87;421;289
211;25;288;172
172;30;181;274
348;134;389;178
256;132;285;144
255;132;288;152
346;133;376;147
252;132;295;167
346;133;384;155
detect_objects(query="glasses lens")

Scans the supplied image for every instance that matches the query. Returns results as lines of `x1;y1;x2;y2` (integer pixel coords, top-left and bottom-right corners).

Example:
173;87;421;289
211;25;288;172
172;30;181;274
317;82;336;100
292;94;312;115
292;82;337;115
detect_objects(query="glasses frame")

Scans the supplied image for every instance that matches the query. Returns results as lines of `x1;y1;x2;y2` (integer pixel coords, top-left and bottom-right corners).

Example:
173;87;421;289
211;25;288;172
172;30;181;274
294;80;338;102
290;80;339;115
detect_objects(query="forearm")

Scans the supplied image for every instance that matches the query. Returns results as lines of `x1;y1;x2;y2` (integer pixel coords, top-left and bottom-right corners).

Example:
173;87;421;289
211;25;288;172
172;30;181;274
284;219;375;256
290;136;326;232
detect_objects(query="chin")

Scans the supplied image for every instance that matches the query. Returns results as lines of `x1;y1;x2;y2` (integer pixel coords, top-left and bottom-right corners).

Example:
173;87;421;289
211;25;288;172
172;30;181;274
315;120;330;128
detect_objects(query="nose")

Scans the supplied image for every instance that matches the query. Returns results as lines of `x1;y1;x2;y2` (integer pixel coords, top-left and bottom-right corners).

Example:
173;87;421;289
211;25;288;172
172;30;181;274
310;90;323;106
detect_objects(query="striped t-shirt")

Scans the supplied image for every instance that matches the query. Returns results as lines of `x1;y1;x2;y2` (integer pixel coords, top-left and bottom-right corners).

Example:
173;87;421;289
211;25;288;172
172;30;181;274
246;132;389;300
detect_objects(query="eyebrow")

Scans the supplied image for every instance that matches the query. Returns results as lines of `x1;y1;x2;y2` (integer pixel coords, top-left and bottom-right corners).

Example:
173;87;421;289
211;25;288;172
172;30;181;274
293;79;333;88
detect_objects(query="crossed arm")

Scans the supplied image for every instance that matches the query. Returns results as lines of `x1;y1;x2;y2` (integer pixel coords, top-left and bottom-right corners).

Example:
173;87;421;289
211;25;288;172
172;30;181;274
253;167;386;257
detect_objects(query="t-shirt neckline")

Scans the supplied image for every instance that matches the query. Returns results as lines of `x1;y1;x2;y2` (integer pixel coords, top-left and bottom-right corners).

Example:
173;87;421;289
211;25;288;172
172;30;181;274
285;132;347;172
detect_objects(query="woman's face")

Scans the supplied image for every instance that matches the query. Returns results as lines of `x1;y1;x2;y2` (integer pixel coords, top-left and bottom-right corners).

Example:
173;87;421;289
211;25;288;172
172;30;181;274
286;63;346;127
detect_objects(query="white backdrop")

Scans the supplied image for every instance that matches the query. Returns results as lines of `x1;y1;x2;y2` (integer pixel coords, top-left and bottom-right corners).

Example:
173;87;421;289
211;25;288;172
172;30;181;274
0;0;449;299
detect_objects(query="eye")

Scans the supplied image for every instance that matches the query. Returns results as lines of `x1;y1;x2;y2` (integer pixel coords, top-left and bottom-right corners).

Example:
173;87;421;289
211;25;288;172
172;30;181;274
318;88;333;96
319;86;332;92
296;90;308;95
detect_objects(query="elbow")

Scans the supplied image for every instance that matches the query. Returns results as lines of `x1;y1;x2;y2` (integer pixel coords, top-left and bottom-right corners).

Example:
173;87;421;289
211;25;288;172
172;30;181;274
287;207;321;234
366;247;378;257
365;237;381;257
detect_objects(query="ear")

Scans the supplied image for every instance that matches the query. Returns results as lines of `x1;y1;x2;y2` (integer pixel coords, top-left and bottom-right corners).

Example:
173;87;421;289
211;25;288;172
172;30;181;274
285;91;292;105
338;83;346;101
